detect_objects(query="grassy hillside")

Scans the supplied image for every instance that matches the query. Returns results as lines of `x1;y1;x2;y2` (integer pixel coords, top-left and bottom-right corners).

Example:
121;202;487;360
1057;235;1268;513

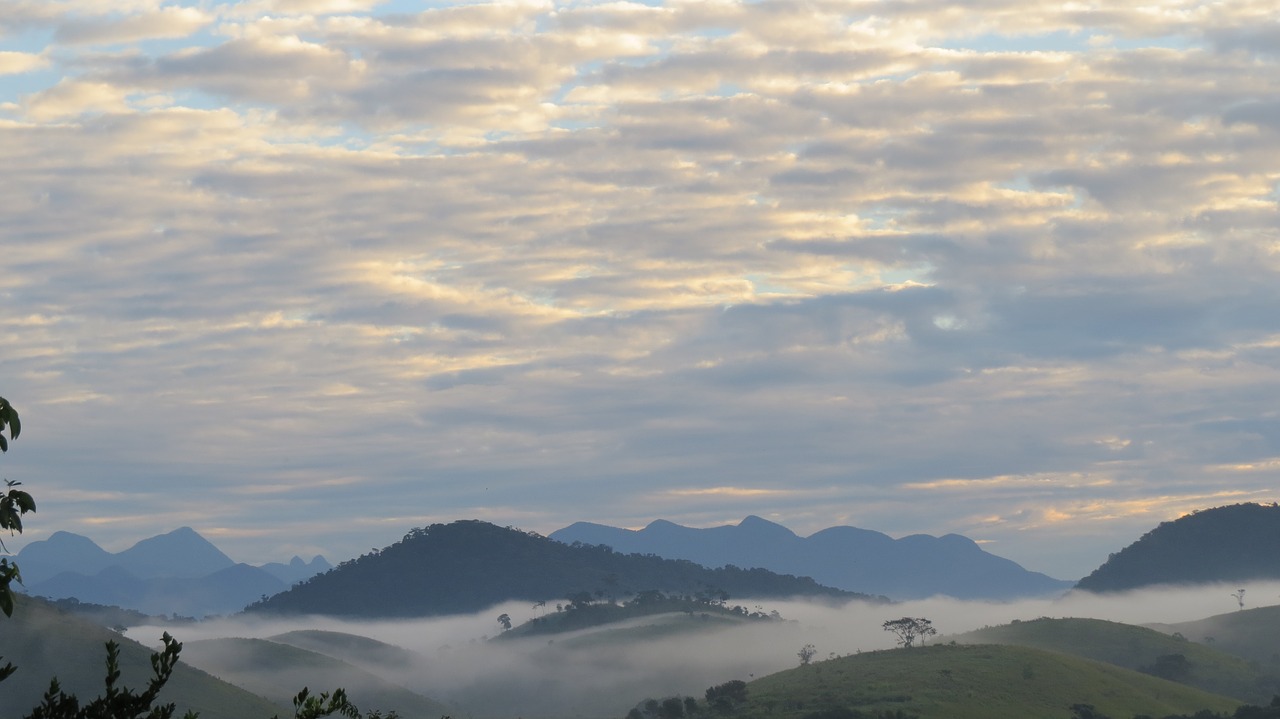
268;629;422;671
0;595;280;719
1154;605;1280;666
181;637;452;718
736;644;1242;719
954;617;1280;704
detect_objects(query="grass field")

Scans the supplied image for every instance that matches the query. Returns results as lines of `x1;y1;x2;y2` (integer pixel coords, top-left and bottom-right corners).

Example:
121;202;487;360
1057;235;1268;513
955;616;1280;703
737;643;1242;719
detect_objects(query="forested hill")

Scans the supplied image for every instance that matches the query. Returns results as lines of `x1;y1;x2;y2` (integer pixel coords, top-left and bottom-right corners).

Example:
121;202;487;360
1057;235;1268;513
1076;502;1280;592
245;520;871;618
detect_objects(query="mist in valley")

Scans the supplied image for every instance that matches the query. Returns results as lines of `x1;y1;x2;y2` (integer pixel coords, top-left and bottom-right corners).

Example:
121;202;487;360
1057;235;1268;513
122;581;1280;718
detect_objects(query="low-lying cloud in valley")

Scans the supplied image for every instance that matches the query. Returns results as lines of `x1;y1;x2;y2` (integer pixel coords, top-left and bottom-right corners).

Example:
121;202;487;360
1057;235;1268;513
126;583;1280;717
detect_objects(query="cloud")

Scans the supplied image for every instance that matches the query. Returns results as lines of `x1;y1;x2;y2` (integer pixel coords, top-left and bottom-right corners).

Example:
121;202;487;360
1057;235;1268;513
2;0;1280;581
53;6;211;46
0;51;48;75
123;584;1280;716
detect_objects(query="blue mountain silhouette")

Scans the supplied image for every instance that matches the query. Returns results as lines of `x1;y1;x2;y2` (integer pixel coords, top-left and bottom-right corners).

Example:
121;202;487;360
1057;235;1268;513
551;516;1072;600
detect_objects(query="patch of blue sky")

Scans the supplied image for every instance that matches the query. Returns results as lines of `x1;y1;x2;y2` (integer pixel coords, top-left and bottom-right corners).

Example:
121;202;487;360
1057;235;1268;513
857;206;906;232
550;117;602;131
164;88;237;112
303;122;379;149
0;69;61;107
744;273;800;296
697;27;736;40
879;263;934;287
1103;33;1198;52
371;0;502;16
995;176;1035;192
710;82;743;98
937;29;1091;54
3;27;54;54
130;25;223;57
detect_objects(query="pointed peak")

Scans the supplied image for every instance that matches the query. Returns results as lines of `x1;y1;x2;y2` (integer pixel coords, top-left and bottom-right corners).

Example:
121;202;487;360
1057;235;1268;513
643;519;681;531
737;515;797;537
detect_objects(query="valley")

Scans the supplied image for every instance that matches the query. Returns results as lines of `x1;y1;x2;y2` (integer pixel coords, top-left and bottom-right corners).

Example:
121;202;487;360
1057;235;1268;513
8;505;1280;718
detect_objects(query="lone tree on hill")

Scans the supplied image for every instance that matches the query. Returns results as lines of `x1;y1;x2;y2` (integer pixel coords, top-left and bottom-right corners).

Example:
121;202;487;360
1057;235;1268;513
797;644;816;665
882;617;936;648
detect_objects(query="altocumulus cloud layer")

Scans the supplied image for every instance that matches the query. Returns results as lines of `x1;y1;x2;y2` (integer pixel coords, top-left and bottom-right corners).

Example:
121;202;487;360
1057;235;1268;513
3;0;1280;577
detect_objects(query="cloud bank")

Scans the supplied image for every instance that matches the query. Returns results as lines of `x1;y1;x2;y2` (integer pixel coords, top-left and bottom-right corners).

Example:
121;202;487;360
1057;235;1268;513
128;583;1280;716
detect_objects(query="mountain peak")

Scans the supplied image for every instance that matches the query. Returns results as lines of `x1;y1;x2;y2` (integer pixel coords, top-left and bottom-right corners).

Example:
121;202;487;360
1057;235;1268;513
643;519;681;531
118;527;235;579
552;516;1070;600
737;515;796;535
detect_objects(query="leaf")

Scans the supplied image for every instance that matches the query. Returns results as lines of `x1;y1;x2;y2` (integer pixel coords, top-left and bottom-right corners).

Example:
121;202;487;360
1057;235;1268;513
0;435;6;453
7;409;18;440
12;490;35;513
0;505;19;532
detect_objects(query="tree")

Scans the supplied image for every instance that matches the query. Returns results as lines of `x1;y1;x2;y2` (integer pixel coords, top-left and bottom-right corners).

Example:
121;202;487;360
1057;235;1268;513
23;633;196;719
1231;588;1246;610
881;617;936;648
797;644;816;665
0;395;34;619
497;613;512;631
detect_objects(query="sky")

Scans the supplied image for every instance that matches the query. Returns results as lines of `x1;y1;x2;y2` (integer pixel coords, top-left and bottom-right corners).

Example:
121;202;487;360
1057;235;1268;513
2;0;1279;581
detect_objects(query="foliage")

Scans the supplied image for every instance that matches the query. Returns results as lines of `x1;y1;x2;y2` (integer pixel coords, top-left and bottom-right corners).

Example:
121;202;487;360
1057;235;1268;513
1143;654;1193;683
22;634;194;719
706;680;748;705
1069;704;1111;719
799;709;917;719
0;395;34;619
1076;503;1280;592
631;681;749;719
0;396;20;454
798;645;817;665
882;618;936;649
497;589;783;639
278;688;358;719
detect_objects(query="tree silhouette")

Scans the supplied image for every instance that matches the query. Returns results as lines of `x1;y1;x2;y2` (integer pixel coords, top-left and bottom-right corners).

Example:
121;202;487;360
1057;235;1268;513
882;617;936;648
797;644;816;665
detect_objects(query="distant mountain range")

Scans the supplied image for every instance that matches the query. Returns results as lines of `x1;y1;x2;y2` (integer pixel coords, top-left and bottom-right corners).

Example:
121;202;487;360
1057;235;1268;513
246;520;873;618
1075;502;1280;592
550;515;1072;600
14;527;330;616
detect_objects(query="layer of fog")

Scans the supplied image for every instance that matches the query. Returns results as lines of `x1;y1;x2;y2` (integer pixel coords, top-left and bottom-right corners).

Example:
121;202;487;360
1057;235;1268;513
127;582;1280;718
